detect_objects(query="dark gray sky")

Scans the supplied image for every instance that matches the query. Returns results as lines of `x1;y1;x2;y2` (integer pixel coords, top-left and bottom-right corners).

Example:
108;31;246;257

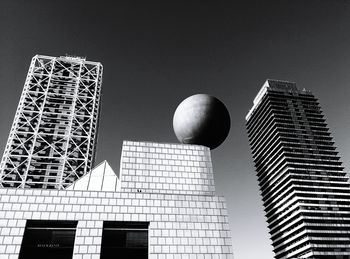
1;1;350;258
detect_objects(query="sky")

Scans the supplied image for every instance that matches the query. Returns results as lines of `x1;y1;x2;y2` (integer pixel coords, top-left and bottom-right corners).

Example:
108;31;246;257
1;1;350;258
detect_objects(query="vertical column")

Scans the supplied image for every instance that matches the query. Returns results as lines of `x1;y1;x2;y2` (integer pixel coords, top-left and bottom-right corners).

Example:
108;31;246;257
73;220;103;259
0;219;26;259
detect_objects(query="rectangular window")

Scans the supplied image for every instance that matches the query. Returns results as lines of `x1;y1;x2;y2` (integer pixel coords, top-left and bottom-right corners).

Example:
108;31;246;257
101;221;149;259
19;220;77;259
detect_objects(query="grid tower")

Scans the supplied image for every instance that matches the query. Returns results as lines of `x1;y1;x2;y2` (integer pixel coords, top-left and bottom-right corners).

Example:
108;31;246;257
246;80;350;259
0;55;103;189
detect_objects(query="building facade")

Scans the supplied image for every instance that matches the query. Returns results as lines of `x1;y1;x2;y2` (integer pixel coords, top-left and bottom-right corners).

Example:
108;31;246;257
0;141;233;259
0;55;233;259
0;55;103;189
246;80;350;259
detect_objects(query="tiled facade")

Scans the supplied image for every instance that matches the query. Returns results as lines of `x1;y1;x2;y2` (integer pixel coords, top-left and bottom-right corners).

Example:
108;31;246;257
0;141;233;259
120;141;215;195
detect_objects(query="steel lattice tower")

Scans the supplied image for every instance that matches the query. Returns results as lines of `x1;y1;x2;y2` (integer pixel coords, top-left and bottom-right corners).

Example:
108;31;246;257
246;80;350;259
0;55;103;189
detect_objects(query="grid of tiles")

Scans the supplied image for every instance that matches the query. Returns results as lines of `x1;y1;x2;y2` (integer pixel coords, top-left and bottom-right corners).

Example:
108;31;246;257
0;188;233;259
74;220;102;259
0;218;26;258
120;141;215;195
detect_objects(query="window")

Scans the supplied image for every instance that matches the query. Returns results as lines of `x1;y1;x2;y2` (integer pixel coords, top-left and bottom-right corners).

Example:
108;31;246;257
19;220;77;259
101;221;149;259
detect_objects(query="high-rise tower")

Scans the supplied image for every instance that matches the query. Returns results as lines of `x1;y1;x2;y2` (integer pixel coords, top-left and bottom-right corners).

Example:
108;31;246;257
246;80;350;259
0;55;103;189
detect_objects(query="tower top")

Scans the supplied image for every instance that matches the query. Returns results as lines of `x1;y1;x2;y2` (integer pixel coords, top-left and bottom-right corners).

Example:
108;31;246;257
245;79;311;121
61;54;86;61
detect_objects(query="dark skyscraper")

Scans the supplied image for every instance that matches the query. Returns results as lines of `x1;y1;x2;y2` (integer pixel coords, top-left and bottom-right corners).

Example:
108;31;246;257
246;80;350;259
0;55;103;189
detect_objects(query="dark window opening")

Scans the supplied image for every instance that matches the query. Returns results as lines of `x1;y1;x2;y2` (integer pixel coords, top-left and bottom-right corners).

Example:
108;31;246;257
101;221;149;259
19;220;77;259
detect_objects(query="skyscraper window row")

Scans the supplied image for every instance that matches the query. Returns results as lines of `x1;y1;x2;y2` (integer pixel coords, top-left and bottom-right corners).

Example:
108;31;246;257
277;139;333;149
277;243;309;259
249;135;279;161
264;189;298;215
273;228;310;251
257;153;295;176
255;147;293;173
300;204;350;213
247;111;276;141
279;150;338;162
268;201;300;226
274;232;309;253
246;99;276;131
283;158;342;168
263;156;317;179
262;185;296;213
293;192;347;202
271;222;306;252
261;172;299;200
249;120;330;154
294;187;350;199
291;179;348;190
273;117;327;128
249;100;321;128
300;110;324;119
252;119;302;146
278;141;334;152
278;130;332;141
247;111;276;138
272;225;308;250
270;213;303;236
260;166;299;193
251;131;333;164
263;190;297;219
277;236;311;254
258;143;319;169
258;164;290;191
249;124;285;155
302;112;324;120
250;130;280;158
261;173;344;202
274;200;335;227
261;175;349;208
259;171;291;198
301;210;350;220
257;148;340;174
257;159;290;186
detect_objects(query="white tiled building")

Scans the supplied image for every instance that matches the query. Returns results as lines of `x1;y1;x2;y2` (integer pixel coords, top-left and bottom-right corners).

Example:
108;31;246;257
0;141;233;259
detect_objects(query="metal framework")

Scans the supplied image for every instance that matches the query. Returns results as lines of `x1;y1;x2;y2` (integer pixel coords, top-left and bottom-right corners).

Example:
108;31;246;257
0;55;103;189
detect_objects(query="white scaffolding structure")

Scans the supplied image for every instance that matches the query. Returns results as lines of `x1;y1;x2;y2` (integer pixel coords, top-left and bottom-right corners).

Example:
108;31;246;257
0;55;103;189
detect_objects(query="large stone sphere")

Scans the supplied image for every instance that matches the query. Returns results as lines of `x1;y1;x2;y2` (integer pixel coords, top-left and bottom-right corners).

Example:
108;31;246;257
173;94;230;149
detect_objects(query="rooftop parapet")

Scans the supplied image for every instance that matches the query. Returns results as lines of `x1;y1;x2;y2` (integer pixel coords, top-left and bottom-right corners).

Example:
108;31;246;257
245;79;311;121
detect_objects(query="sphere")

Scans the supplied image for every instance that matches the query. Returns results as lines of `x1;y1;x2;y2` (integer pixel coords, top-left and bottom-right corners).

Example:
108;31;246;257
173;94;230;149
